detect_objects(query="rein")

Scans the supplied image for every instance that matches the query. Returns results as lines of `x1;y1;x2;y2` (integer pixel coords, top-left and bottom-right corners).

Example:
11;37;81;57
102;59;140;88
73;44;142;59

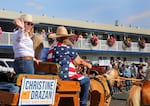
106;77;143;82
106;79;113;100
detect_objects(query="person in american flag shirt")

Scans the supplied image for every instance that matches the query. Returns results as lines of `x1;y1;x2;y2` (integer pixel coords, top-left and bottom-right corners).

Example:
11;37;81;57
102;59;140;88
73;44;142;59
47;26;92;106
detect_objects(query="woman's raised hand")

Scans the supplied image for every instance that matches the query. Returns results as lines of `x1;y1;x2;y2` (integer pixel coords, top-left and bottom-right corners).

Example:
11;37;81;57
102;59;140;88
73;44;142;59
14;18;24;29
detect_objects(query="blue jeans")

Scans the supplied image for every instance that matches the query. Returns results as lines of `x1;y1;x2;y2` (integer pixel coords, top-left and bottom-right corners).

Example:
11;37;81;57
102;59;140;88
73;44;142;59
78;76;90;106
0;82;20;93
125;80;131;91
113;85;118;92
14;59;34;75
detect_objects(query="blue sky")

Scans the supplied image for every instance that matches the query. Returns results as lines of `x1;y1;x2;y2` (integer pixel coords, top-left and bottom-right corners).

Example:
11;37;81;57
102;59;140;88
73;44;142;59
1;0;150;29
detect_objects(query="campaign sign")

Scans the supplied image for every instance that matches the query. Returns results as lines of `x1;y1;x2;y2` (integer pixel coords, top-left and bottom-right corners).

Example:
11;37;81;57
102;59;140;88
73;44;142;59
18;78;57;105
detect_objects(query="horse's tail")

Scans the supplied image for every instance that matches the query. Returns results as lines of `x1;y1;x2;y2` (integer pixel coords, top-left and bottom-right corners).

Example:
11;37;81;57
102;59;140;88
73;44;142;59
126;85;141;106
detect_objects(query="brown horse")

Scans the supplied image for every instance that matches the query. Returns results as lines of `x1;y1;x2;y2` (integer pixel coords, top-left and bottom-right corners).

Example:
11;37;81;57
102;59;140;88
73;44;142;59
89;68;120;106
126;80;150;106
126;85;141;106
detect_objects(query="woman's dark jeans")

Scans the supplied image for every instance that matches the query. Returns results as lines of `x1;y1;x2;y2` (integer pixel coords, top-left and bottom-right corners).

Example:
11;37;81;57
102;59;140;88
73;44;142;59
14;59;34;74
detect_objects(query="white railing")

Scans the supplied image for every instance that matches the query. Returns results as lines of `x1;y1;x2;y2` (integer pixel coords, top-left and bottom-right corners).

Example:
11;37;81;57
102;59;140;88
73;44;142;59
0;32;150;53
74;39;150;53
0;32;13;46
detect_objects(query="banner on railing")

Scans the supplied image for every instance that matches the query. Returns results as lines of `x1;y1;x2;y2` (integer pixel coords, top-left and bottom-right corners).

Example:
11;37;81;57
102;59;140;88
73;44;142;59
18;78;57;106
99;59;110;66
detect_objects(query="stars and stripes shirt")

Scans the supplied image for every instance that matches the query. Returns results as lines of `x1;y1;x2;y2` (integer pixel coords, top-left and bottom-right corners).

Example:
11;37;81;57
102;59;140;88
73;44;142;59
47;41;84;80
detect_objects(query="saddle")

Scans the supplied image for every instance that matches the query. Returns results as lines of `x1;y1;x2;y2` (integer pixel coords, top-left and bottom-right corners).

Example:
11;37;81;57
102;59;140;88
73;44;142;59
141;81;150;105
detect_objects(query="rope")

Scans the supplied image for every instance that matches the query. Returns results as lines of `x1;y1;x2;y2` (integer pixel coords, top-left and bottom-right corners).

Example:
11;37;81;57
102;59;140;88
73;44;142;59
119;77;143;81
106;77;143;82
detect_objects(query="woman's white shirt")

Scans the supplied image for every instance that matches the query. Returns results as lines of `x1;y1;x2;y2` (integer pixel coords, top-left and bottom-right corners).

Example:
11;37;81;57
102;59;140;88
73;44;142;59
13;28;34;58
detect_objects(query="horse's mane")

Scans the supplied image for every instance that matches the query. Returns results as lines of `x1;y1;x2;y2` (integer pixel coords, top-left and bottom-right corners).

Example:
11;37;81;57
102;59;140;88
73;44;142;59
104;68;120;86
105;68;119;79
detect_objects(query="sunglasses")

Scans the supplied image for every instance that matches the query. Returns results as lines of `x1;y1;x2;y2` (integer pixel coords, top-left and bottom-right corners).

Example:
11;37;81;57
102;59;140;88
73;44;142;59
25;22;34;26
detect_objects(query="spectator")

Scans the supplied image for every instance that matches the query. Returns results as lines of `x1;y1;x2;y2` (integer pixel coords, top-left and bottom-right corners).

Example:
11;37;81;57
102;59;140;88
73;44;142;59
40;33;56;61
123;65;132;91
47;33;55;45
0;27;2;34
41;29;46;40
130;63;138;78
47;26;92;106
138;64;145;79
69;33;78;44
144;61;150;80
113;81;119;93
78;34;83;39
115;59;123;77
0;27;2;38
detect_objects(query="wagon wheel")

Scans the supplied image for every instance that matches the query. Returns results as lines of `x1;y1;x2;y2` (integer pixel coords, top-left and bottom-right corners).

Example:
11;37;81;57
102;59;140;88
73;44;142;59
77;65;101;106
88;85;102;106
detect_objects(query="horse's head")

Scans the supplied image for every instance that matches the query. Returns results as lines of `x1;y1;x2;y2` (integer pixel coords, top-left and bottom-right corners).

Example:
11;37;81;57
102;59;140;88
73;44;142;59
104;68;120;87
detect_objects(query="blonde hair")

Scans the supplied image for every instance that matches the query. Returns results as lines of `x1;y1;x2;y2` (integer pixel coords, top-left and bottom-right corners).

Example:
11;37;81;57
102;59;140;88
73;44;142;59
57;37;74;46
63;39;74;46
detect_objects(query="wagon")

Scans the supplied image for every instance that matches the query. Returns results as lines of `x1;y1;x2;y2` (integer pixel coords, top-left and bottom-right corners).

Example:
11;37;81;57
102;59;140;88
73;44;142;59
0;62;80;106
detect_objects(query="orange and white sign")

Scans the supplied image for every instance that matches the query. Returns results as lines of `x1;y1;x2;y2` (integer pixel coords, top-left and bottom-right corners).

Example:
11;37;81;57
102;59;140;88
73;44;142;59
18;78;57;105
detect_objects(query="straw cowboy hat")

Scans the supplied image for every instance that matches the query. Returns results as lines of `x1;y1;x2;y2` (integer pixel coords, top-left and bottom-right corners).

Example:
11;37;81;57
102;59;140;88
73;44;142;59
20;14;34;23
49;26;75;38
20;14;33;23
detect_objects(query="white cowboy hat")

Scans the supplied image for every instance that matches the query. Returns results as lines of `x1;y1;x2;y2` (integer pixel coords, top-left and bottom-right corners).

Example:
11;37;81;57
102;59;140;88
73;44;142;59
20;14;39;24
49;26;75;38
20;14;34;23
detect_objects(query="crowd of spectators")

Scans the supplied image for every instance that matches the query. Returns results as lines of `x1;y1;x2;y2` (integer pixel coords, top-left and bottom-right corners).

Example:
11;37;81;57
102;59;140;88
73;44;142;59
111;58;147;93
